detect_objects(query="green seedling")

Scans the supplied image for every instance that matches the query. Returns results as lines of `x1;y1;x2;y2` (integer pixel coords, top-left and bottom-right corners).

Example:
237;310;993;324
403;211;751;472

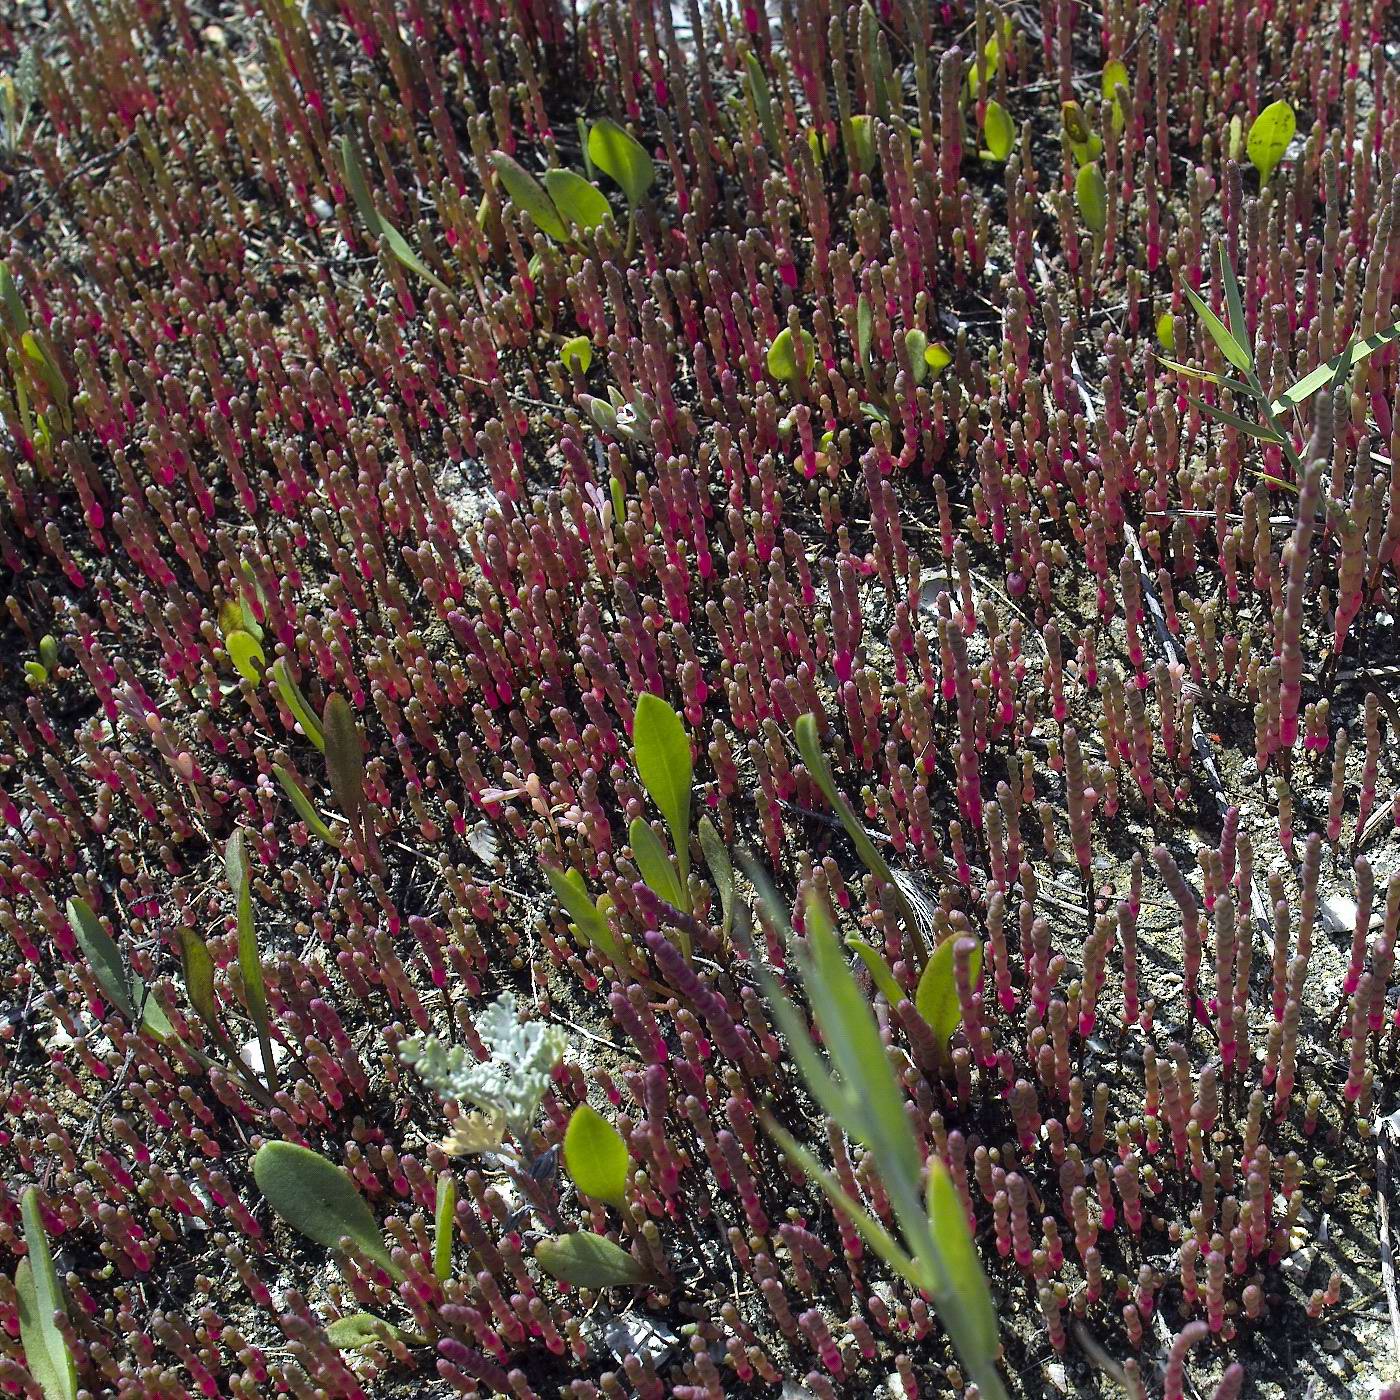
535;1231;650;1287
16;1186;77;1400
587;118;654;258
340;137;447;293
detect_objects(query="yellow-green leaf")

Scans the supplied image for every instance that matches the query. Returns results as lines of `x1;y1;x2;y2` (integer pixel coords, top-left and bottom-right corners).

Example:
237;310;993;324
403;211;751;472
587;118;655;206
563;1103;631;1209
632;693;692;884
226;629;264;683
542;169;612;235
16;1188;76;1400
1075;162;1107;233
561;335;593;374
915;937;982;1051
766;326;816;382
629;816;684;910
1246;99;1295;185
535;1231;648;1287
488;151;569;242
982;99;1014;162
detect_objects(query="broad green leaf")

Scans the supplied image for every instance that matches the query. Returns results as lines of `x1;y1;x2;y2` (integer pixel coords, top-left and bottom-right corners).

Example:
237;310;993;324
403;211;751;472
1075;162;1107;233
1101;60;1129;132
16;1188;76;1400
326;1313;406;1351
66;896;134;1020
563;1103;631;1209
966;36;1000;97
587;118;655;206
926;1157;1004;1397
535;1231;649;1287
227;830;276;1090
1155;312;1175;351
270;657;325;752
745;51;781;154
856;293;873;372
764;1116;917;1280
1152;353;1252;394
846;114;876;174
561;335;593;374
1246;99;1295;185
1272;317;1400;411
273;764;340;846
1183;283;1253;372
252;1141;399;1278
340;136;448;293
1190;396;1283;442
322;694;364;826
905;329;929;385
767;326;816;382
925;342;953;373
226;629;264;683
487;151;569;242
1061;100;1102;165
914;937;982;1051
793;713;924;961
697;815;734;940
981;99;1014;162
178;928;220;1033
138;989;176;1041
545;865;625;966
632;693;692;886
433;1172;456;1282
845;935;905;1006
628;816;684;910
542;169;612;234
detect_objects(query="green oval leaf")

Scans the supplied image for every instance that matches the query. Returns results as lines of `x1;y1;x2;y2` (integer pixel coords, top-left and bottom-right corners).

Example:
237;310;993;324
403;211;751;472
632;693;692;885
905;329;929;385
545;864;625;966
766;326;816;382
433;1172;456;1283
914;937;982;1051
535;1231;648;1287
326;1313;405;1351
628;816;684;910
925;341;953;373
252;1141;399;1277
697;815;735;940
1075;162;1107;233
561;335;593;374
322;694;365;826
563;1103;632;1209
226;629;264;684
488;151;569;242
1155;311;1175;351
542;168;612;235
587;118;655;206
1101;60;1129;133
846;114;876;174
16;1188;76;1400
1246;99;1295;185
981;99;1014;162
66;896;134;1021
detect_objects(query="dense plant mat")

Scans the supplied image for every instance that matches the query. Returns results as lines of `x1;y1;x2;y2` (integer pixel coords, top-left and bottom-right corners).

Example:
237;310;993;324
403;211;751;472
1;0;1400;1395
